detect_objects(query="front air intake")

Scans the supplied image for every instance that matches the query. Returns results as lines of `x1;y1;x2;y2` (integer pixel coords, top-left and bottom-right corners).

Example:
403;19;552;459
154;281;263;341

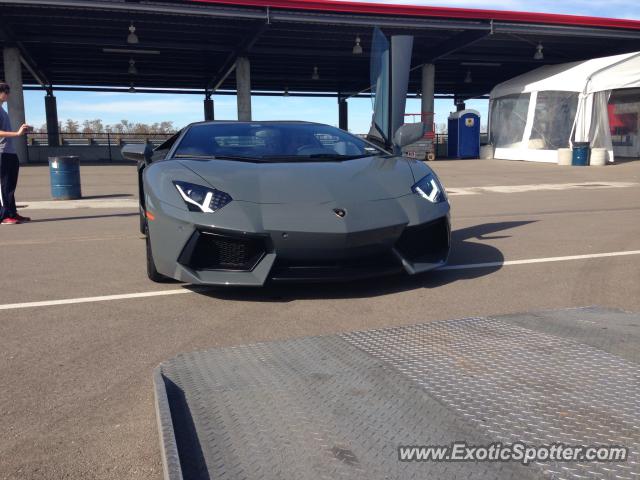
178;230;266;271
394;217;450;263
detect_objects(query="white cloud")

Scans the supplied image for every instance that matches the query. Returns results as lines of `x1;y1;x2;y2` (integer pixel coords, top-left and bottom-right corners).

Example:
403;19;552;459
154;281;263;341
47;94;237;126
60;97;232;116
93;92;130;97
252;96;339;123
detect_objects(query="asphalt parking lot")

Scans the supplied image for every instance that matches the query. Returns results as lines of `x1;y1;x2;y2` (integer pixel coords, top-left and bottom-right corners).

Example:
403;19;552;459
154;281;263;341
1;159;639;479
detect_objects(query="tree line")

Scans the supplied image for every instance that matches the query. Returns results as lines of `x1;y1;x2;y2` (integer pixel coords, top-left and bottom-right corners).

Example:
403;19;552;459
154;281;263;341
37;119;177;134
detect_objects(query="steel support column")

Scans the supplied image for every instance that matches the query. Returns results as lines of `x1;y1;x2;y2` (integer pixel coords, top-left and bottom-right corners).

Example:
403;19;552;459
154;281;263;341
236;57;252;121
2;47;28;164
45;92;60;146
204;97;214;121
338;97;348;131
421;64;435;132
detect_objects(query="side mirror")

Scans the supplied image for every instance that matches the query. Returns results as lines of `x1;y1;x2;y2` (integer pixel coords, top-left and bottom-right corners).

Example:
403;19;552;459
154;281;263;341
121;143;154;163
393;123;426;149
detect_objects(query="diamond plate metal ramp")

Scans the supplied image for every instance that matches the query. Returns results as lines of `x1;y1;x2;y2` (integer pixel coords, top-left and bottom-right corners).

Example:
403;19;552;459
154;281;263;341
154;307;640;480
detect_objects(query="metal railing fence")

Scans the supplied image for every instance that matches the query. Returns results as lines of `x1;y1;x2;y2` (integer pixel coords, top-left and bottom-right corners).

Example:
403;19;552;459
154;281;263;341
26;132;176;162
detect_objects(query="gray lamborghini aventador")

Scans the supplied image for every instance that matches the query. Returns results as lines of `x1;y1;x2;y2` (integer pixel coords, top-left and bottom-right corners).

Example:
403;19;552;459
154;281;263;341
124;120;450;286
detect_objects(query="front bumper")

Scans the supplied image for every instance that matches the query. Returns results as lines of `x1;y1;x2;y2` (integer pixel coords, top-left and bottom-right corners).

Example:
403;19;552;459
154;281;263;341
147;196;450;286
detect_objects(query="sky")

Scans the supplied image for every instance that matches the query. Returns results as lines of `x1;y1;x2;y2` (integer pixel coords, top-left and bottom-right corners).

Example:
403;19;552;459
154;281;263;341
20;0;640;134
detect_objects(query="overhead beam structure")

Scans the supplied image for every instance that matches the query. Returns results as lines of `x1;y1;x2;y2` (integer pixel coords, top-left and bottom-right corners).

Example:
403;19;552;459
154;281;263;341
421;30;490;64
0;22;50;89
1;0;639;99
208;22;269;92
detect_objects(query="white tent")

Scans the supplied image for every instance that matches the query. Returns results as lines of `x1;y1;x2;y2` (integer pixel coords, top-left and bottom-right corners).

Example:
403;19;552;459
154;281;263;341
489;51;640;163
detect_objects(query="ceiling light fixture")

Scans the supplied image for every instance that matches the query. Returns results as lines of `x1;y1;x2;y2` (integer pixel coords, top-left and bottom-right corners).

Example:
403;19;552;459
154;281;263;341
464;70;472;84
127;22;139;44
103;48;159;55
312;66;319;80
460;61;502;67
128;58;137;75
534;42;544;60
352;35;363;55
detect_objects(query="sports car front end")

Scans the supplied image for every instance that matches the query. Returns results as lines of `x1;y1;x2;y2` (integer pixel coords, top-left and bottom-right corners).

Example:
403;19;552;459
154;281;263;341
140;121;450;286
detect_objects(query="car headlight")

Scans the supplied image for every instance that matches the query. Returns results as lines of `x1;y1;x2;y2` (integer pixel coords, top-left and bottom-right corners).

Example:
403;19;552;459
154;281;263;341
412;173;446;203
173;181;232;213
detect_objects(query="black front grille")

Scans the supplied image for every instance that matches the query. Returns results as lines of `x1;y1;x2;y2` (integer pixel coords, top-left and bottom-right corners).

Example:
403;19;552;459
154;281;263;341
394;217;450;263
179;231;266;271
270;253;402;282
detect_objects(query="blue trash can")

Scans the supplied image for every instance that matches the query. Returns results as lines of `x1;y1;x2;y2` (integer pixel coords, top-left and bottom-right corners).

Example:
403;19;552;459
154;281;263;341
48;156;82;200
572;142;590;166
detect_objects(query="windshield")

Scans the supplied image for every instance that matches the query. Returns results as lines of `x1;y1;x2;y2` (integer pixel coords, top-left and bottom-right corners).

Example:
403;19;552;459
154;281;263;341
172;123;385;161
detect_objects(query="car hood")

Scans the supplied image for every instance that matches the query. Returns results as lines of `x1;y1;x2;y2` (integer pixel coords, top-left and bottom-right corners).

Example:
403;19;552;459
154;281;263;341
177;156;415;204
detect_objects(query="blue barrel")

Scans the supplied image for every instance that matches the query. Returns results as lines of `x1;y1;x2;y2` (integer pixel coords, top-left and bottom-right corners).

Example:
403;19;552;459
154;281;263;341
48;156;82;200
572;142;590;166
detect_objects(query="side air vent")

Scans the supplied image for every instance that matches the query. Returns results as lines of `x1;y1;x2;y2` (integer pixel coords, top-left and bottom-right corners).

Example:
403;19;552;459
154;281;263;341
178;230;266;271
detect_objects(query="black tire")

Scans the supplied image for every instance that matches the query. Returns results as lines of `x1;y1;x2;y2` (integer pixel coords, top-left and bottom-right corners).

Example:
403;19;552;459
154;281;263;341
139;207;146;234
138;167;147;234
145;223;172;283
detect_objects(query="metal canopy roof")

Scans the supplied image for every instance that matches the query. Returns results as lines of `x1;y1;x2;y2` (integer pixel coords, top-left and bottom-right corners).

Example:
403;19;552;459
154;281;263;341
1;0;639;99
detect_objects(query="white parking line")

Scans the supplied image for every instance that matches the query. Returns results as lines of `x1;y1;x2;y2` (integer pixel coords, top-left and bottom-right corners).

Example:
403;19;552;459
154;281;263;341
21;199;138;210
0;289;191;311
0;249;639;312
447;181;639;196
439;249;640;270
0;234;141;247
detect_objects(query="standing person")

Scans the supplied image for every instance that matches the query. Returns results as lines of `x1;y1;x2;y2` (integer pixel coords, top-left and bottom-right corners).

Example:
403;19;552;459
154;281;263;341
0;81;31;225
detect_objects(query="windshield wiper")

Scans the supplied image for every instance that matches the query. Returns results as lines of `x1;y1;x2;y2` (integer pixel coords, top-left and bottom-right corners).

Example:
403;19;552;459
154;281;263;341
174;154;266;162
259;153;371;162
307;153;371;160
214;155;267;162
174;154;217;159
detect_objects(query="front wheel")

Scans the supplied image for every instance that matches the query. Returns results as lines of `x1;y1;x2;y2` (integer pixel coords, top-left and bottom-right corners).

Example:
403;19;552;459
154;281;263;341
139;206;146;234
145;223;172;283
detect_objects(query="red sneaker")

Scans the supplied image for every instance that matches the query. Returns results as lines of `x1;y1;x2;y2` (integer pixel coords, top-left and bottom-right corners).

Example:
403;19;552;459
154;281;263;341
14;213;31;222
1;217;20;225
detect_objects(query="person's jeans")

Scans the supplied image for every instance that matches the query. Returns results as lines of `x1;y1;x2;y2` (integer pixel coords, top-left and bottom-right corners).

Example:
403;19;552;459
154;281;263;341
0;152;19;220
